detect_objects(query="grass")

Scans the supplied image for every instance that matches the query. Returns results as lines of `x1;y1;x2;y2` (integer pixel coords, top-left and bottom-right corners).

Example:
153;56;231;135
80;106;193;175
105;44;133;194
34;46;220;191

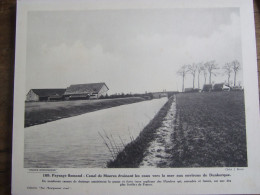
170;91;247;167
24;97;145;127
107;97;174;168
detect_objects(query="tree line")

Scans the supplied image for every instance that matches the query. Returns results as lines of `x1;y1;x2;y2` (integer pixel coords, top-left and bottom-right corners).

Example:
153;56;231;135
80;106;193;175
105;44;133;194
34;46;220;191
177;60;241;92
99;92;154;99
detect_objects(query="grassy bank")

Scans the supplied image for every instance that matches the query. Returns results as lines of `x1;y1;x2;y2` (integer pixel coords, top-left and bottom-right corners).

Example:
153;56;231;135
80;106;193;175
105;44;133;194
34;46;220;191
25;97;145;127
107;97;174;168
170;91;247;167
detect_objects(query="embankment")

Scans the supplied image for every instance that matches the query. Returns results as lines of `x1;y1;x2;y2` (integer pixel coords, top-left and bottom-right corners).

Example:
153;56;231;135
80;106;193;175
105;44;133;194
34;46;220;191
25;97;145;127
107;96;174;168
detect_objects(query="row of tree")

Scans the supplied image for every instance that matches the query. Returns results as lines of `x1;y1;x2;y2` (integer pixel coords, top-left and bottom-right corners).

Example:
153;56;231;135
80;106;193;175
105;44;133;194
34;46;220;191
100;92;154;99
177;60;241;92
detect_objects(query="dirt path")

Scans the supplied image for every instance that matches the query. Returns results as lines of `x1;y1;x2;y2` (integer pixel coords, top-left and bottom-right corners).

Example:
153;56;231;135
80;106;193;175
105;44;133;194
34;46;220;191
139;96;176;167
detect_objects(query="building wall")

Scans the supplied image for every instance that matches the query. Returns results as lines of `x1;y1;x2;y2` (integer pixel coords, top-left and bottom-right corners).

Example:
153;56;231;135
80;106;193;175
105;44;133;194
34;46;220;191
26;90;39;101
97;84;109;98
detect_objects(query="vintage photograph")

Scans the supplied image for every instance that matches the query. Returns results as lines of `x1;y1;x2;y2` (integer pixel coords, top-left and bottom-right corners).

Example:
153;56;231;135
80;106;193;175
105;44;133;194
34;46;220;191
24;8;247;168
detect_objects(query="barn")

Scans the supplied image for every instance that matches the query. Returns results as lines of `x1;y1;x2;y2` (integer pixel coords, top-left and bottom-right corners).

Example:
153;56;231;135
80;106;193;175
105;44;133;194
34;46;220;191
213;83;230;91
202;84;213;92
64;82;109;100
26;89;66;101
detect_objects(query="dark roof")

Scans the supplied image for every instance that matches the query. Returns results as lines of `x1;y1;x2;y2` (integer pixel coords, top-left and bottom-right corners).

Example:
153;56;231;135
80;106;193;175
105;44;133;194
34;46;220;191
202;84;213;90
31;89;66;97
64;82;109;95
213;83;225;88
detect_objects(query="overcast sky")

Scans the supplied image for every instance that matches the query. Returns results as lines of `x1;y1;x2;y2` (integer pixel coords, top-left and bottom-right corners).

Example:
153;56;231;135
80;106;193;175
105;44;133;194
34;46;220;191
26;8;242;94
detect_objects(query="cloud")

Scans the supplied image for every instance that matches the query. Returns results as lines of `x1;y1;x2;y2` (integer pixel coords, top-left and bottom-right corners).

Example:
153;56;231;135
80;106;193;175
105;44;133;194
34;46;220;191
26;41;122;92
26;10;243;93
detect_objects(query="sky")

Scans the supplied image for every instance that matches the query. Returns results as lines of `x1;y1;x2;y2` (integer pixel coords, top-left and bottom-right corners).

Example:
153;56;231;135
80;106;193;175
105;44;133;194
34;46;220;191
26;8;243;94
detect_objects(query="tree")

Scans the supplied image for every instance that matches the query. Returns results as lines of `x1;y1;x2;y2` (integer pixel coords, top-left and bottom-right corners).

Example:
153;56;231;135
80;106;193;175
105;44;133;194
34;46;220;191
177;65;189;92
188;63;197;89
203;64;208;85
231;60;241;86
205;61;219;84
197;62;204;89
222;62;233;85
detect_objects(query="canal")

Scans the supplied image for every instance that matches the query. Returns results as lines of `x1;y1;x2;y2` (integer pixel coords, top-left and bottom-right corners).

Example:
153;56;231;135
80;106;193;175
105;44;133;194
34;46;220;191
24;98;167;168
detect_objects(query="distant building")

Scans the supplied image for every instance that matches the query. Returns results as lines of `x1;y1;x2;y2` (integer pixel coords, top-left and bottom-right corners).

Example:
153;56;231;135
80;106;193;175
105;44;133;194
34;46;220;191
64;82;109;100
26;89;66;101
213;83;230;91
202;84;213;92
26;82;109;101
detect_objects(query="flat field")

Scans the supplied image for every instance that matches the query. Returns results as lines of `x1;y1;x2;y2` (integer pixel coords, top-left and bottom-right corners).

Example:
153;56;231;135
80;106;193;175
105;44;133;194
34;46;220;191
170;91;247;167
24;97;145;127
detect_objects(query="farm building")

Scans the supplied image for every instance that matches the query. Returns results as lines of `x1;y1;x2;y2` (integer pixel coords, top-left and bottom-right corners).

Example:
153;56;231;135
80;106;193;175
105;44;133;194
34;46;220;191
26;89;66;101
64;82;109;100
213;83;230;91
202;84;213;92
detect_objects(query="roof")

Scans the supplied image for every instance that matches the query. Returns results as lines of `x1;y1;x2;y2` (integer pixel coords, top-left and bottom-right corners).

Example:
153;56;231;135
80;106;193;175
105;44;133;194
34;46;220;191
202;84;213;90
213;83;225;88
31;89;66;97
64;82;109;95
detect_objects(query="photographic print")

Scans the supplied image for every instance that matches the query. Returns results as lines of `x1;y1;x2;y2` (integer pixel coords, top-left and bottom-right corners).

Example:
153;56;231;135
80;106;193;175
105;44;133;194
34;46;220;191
24;8;247;168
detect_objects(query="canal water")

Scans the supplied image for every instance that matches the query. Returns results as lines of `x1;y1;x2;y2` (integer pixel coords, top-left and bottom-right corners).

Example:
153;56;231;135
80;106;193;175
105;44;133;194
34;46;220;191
24;98;167;168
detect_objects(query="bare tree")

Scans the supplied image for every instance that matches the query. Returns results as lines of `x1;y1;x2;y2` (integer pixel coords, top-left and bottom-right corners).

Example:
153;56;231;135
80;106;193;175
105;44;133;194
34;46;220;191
197;62;204;89
188;63;197;89
205;61;219;84
177;65;189;92
203;64;208;85
231;60;241;86
222;62;233;85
